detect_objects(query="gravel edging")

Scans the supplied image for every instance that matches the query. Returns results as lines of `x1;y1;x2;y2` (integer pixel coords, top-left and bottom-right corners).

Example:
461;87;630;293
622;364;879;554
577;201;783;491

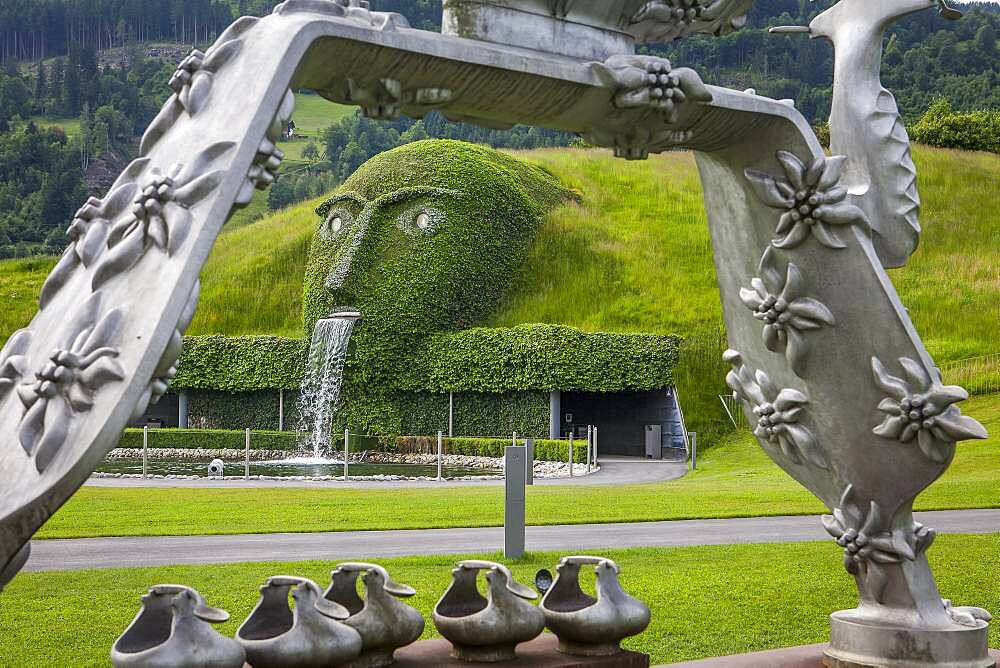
95;448;598;482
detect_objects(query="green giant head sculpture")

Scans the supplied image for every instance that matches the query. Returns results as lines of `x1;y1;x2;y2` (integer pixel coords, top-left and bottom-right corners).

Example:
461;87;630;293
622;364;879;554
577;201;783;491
301;139;571;432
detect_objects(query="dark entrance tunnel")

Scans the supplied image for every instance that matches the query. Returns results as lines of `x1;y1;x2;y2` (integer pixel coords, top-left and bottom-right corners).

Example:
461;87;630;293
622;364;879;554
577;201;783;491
558;389;687;460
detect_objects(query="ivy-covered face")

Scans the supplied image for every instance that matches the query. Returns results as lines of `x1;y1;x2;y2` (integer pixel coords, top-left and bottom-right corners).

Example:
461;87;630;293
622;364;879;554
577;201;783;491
302;140;567;337
301;139;568;433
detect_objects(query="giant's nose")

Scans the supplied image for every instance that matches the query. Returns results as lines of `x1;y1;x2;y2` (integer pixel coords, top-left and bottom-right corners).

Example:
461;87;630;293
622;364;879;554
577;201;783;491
324;213;371;291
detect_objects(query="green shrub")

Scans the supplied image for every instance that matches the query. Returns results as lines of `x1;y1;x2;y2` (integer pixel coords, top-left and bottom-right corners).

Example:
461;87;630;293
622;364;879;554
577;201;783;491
393;436;590;462
396;390;549;438
911;99;1000;153
117;429;301;451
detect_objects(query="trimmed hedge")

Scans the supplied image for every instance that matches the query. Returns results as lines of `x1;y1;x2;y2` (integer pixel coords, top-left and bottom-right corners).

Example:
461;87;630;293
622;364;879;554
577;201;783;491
186;389;301;432
173;336;306;390
117;429;301;451
403;325;680;393
394;436;590;463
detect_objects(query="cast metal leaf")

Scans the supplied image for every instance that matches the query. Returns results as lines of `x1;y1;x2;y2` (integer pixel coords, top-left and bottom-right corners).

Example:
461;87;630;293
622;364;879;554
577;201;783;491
0;329;32;402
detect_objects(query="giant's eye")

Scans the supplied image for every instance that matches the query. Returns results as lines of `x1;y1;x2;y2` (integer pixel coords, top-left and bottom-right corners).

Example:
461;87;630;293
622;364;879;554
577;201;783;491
399;206;444;235
322;209;353;239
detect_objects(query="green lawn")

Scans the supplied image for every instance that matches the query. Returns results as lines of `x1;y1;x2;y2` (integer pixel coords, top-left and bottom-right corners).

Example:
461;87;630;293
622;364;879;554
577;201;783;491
31;115;82;137
0;256;57;342
34;394;998;540
277;91;353;166
2;536;997;666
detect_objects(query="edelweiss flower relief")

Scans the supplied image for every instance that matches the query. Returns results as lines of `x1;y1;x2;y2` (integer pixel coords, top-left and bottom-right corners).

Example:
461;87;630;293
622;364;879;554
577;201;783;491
822;486;933;603
16;296;125;474
871;356;986;463
745;151;869;250
739;248;835;375
724;350;828;469
168;39;242;116
92;142;234;289
37;160;149;310
0;330;32;401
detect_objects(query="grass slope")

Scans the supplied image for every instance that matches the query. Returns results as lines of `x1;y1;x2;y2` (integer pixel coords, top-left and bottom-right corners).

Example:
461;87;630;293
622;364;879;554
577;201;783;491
34;394;999;540
2;536;998;666
0;145;995;438
3;144;995;350
497;145;1000;362
186;196;321;337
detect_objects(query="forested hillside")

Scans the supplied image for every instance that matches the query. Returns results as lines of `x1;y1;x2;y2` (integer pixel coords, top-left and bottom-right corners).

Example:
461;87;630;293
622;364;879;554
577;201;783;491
0;0;997;259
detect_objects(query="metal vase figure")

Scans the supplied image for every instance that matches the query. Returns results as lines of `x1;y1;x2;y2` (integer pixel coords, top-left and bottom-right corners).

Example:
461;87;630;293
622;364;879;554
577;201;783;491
111;585;245;668
539;556;650;657
433;560;545;662
323;562;424;667
236;576;363;667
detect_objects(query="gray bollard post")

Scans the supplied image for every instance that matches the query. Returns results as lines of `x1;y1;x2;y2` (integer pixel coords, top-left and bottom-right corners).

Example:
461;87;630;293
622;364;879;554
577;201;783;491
278;389;285;432
690;432;698;470
593;425;599;466
344;429;350;481
524;438;534;486
437;430;444;481
586;425;592;474
504;445;526;559
142;426;148;479
512;431;517;446
245;428;250;480
568;432;574;478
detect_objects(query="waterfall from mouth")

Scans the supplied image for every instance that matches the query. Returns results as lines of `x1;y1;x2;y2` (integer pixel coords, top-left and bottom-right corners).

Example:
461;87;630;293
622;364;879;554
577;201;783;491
297;313;358;459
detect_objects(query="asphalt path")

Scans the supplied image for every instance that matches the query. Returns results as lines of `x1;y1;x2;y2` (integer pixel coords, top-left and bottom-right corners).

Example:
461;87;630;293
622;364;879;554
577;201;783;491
23;508;1000;572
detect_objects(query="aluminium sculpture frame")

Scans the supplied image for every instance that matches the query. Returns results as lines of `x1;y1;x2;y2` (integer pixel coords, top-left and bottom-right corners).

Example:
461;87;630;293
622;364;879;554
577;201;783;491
0;0;992;665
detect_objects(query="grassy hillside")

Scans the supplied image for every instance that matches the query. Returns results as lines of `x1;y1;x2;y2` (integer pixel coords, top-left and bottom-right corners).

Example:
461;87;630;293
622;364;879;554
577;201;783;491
1;144;996;440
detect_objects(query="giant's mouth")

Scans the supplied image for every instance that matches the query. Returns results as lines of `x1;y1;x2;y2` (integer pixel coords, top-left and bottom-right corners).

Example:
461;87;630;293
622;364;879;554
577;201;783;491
327;307;361;320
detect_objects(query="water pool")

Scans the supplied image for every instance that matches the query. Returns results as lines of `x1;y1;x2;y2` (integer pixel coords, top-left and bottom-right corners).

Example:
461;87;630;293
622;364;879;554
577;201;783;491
96;458;500;478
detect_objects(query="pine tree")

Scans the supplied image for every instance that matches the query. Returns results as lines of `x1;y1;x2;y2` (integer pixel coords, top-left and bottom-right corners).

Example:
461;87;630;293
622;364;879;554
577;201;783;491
34;62;47;114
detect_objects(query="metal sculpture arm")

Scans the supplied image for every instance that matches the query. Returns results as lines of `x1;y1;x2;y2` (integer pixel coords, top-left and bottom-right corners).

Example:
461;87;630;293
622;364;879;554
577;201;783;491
0;1;806;595
772;0;964;269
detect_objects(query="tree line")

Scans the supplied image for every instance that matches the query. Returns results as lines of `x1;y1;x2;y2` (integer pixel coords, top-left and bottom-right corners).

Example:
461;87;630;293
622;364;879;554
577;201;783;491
0;1;239;62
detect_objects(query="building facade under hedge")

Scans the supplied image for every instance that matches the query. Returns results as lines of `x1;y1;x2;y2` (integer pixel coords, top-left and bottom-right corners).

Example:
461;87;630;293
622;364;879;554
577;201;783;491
139;326;690;459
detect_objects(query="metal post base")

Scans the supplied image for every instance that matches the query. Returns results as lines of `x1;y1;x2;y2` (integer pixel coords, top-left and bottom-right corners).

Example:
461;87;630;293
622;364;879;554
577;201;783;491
824;613;995;668
556;638;623;657
450;642;518;663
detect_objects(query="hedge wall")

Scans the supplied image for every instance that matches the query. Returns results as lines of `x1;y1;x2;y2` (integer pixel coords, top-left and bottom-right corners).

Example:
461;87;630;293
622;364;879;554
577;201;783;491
394;436;590;463
117;428;300;451
403;325;680;393
173;336;306;390
186;389;301;432
396;390;549;438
